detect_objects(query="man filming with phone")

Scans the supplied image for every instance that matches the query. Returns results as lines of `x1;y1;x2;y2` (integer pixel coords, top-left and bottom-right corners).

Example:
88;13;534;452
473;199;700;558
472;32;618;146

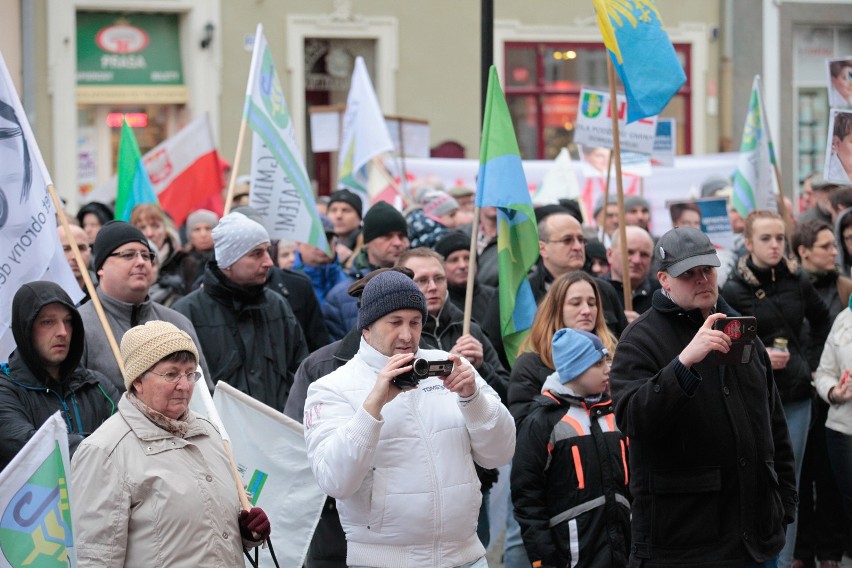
303;270;515;568
610;227;797;567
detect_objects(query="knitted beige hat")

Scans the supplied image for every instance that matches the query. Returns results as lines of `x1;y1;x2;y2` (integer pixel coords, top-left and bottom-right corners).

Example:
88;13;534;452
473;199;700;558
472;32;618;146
121;321;200;390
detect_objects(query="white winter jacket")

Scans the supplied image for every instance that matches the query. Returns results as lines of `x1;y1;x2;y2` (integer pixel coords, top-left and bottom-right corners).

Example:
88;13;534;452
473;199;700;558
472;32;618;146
816;307;852;436
304;339;515;567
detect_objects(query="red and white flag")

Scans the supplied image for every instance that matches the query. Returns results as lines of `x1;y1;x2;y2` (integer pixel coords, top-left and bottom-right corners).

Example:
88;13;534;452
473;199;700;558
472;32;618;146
86;114;224;225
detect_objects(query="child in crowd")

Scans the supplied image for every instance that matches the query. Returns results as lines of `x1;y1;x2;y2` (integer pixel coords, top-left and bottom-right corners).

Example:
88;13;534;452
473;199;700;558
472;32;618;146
511;328;630;567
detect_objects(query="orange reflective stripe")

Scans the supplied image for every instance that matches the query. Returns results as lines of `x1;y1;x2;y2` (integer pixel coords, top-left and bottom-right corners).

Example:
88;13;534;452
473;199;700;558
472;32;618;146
532;561;543;568
547;442;553;455
604;413;616;431
620;439;629;485
572;445;585;489
560;414;585;436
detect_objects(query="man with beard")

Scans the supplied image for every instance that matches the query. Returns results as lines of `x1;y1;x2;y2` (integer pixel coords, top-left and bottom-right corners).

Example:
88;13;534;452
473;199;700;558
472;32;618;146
173;212;308;411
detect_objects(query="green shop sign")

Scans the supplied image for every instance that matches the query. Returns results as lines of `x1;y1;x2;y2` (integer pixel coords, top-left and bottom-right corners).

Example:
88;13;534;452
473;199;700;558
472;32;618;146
77;12;187;103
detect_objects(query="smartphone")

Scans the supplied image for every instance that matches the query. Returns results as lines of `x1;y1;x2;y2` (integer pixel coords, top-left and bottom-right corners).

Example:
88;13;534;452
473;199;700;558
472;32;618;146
707;316;758;365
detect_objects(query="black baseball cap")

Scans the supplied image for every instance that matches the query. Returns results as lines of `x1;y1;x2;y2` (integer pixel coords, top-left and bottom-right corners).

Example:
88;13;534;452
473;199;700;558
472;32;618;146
656;227;720;277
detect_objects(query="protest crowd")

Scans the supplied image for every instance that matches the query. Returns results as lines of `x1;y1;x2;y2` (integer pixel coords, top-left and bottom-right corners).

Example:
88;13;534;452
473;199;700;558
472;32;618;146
7;8;852;568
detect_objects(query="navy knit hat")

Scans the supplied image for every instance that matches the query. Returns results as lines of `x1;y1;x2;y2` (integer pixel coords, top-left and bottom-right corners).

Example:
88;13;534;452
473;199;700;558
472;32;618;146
362;202;408;244
552;328;608;384
358;270;427;330
329;189;363;219
93;221;152;271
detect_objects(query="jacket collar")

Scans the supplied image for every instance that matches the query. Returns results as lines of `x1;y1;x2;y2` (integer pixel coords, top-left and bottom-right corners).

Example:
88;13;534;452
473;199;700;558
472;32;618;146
357;337;423;374
202;261;265;306
541;372;609;410
6;351;94;392
736;254;798;288
118;395;208;442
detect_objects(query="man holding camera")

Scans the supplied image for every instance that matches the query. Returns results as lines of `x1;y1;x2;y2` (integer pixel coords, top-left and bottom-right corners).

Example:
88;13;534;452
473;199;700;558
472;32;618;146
304;270;515;568
610;227;797;567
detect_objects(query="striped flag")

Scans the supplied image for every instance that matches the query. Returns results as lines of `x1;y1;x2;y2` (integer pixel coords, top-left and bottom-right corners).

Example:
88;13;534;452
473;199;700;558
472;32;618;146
114;119;158;221
337;56;395;209
732;76;779;216
593;0;685;123
475;66;539;366
243;24;329;254
0;412;76;567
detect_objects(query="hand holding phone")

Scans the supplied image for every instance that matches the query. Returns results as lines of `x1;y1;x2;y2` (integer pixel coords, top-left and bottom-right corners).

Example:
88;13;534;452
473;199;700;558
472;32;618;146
706;316;758;365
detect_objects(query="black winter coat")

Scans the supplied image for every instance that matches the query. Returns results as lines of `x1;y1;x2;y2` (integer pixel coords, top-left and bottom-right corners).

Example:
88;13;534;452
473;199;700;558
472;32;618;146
0;281;119;471
172;262;309;412
512;388;630;567
508;352;555;426
721;256;831;403
610;290;797;567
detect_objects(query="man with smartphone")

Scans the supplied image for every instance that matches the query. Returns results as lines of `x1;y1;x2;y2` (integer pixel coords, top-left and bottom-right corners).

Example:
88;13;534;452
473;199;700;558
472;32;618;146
303;270;515;567
610;226;797;567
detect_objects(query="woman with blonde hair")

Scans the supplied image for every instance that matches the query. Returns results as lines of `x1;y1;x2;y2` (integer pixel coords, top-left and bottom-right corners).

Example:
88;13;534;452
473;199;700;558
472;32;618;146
508;270;617;425
130;203;187;305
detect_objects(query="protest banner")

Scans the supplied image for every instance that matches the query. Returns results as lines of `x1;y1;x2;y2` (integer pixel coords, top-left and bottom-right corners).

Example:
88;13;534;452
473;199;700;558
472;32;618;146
827;57;852;110
0;412;76;568
574;88;658;155
0;51;82;359
824;109;852;185
666;197;735;250
212;382;325;568
652;118;677;167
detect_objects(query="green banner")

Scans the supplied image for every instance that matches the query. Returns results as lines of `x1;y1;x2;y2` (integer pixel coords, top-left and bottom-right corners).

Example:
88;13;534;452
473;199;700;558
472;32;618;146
76;12;183;86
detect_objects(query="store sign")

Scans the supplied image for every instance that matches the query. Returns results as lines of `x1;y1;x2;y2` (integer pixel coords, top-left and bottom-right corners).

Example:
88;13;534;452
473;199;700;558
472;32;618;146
77;12;186;103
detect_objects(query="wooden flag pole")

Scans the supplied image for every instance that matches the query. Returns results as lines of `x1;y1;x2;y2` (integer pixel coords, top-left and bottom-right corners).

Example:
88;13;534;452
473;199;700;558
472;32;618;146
223;118;249;215
772;162;793;241
48;185;127;377
462;206;481;336
607;58;633;312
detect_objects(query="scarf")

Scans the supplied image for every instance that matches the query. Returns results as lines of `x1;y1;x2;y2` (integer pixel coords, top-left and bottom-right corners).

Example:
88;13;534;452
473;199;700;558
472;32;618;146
126;391;190;438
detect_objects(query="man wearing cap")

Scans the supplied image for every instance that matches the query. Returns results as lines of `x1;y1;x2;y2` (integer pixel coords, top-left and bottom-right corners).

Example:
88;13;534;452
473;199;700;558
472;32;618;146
604;225;660;321
292;215;348;305
304;271;515;567
0;281;119;471
322;201;410;341
173;212;308;411
328;189;364;265
78;221;211;392
610;226;797;566
799;174;842;226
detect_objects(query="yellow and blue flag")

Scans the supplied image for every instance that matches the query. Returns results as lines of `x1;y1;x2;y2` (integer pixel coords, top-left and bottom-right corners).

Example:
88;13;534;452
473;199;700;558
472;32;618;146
115;119;158;221
476;66;539;367
594;0;686;123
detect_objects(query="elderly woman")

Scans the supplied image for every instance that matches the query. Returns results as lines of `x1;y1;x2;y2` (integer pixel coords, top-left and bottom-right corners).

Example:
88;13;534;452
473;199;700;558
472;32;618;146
71;320;270;566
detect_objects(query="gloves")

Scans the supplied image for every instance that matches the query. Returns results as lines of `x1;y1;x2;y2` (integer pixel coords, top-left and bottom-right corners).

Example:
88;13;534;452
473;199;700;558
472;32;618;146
238;507;271;541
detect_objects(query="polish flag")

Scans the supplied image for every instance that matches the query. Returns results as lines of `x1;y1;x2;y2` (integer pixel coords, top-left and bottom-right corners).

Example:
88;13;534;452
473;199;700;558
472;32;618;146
85;114;224;226
143;114;223;225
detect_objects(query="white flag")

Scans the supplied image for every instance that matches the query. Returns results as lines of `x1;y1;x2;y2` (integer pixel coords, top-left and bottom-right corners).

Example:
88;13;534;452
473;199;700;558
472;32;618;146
0;52;82;360
337;56;395;210
533;147;581;205
0;412;76;567
244;24;329;254
213;382;325;568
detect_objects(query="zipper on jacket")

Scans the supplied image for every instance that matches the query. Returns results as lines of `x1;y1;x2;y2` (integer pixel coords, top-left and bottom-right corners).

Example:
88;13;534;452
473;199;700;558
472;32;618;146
410;393;443;564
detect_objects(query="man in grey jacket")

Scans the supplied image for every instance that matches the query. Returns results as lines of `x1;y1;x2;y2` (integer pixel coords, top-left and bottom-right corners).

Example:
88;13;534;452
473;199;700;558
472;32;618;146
78;221;211;392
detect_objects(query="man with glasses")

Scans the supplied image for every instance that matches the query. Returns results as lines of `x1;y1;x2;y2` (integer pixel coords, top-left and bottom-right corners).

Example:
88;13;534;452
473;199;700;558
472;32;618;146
530;210;628;337
78;221;211;393
610;227;797;567
173;212;308;412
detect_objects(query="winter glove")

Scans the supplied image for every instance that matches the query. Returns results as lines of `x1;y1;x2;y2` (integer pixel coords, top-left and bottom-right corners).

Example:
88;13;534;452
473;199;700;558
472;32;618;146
238;507;271;541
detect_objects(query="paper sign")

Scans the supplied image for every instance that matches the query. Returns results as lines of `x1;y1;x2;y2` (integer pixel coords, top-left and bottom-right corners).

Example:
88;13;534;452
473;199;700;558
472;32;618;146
574;88;658;155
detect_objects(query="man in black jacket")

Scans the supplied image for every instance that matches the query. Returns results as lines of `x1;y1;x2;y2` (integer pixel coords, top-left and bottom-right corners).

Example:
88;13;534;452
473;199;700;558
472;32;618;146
610;227;797;567
173;212;308;412
0;281;119;471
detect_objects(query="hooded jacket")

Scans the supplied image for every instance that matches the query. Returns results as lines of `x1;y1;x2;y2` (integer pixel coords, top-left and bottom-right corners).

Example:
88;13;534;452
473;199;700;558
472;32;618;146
0;282;119;471
322;249;380;341
172;262;309;412
610;289;797;566
721;255;831;403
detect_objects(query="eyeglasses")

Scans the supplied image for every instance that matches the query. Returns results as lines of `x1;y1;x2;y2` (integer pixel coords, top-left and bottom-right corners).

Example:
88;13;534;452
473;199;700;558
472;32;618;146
146;369;202;383
109;250;156;263
545;235;587;246
413;275;448;287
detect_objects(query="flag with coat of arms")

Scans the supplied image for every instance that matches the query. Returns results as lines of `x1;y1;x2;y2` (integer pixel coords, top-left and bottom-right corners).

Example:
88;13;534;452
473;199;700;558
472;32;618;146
0;412;76;568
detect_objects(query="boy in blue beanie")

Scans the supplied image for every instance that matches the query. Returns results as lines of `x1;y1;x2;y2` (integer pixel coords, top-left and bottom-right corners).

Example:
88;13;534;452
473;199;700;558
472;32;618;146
511;328;630;567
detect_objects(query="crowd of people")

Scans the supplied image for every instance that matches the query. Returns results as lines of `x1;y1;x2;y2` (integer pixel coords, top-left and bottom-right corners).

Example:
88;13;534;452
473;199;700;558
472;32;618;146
3;169;852;568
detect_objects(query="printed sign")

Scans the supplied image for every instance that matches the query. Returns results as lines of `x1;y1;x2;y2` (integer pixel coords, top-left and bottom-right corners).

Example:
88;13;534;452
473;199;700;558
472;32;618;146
574;88;658;155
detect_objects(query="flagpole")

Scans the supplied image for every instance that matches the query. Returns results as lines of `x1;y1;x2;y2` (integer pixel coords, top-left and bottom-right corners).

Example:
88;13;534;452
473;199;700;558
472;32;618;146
606;58;633;312
772;162;793;240
48;185;127;377
223;118;249;215
462;207;481;336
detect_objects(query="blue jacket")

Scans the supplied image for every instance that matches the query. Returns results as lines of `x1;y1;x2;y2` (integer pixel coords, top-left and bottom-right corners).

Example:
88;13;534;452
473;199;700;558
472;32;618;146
292;250;348;306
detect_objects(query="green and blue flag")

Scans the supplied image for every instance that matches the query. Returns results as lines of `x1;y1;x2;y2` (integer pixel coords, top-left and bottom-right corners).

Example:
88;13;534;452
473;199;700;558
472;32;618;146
594;0;685;123
733;76;780;217
476;66;539;367
115;119;158;221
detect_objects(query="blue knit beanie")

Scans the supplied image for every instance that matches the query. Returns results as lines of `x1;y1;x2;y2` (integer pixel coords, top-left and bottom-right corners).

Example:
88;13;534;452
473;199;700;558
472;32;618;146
358;270;427;330
552;328;609;383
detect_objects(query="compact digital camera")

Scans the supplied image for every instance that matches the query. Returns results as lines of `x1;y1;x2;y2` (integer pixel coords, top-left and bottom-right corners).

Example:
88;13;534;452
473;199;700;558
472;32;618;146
393;358;454;389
